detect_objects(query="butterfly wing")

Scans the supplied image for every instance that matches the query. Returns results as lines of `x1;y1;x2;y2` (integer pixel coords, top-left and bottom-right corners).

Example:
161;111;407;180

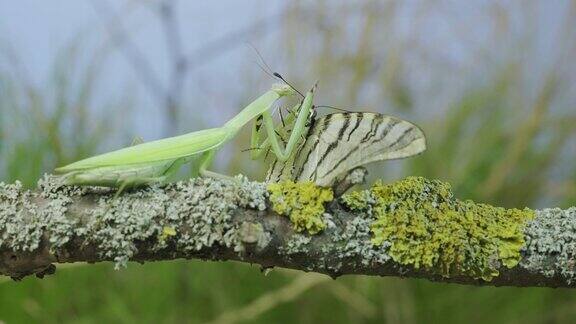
293;112;426;187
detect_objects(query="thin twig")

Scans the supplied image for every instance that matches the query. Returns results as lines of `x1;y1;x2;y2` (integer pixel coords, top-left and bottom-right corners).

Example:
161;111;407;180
206;273;330;324
328;282;378;318
158;0;186;132
90;0;168;105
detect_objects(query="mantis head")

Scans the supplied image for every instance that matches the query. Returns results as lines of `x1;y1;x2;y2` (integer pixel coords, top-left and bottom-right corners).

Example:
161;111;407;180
271;83;296;97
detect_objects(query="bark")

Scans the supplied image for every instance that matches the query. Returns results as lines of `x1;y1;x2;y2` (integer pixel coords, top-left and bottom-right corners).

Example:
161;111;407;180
0;174;574;289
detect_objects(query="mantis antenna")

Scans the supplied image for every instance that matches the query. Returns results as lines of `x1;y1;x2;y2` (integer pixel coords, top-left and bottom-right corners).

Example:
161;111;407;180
248;43;305;99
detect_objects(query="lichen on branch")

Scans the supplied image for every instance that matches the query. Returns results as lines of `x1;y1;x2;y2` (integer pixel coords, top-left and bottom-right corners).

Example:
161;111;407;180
341;177;534;281
267;181;333;234
0;175;268;276
0;174;574;288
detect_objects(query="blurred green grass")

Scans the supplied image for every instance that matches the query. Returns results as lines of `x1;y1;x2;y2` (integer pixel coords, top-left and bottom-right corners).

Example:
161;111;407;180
3;261;576;323
1;2;576;323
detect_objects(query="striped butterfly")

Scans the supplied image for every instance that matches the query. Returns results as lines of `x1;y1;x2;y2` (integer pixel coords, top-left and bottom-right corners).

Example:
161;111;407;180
266;112;426;187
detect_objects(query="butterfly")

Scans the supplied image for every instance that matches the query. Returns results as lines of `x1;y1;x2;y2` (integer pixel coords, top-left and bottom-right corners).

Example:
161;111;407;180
266;112;426;187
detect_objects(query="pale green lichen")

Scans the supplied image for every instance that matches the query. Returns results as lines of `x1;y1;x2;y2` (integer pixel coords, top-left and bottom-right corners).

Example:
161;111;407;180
37;174;87;250
521;207;576;282
86;185;171;268
0;181;43;251
281;234;312;255
330;186;391;269
0;175;85;254
329;215;392;267
166;176;267;254
0;174;269;271
267;181;333;235
341;176;534;281
84;175;268;268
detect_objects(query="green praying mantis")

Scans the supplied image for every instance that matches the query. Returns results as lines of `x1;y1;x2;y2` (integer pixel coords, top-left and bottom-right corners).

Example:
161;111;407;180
55;80;317;191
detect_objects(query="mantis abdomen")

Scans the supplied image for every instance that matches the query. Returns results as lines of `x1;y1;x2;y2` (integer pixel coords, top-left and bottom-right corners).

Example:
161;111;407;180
61;159;184;187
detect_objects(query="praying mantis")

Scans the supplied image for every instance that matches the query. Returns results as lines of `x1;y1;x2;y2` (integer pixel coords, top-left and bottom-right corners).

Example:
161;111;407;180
55;81;317;190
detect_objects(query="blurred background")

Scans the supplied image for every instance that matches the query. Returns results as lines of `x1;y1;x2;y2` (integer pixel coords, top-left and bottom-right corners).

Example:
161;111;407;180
0;0;575;322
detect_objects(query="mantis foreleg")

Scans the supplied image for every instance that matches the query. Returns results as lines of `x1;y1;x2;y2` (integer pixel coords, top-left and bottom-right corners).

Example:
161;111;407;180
262;84;315;162
249;103;298;160
249;85;315;161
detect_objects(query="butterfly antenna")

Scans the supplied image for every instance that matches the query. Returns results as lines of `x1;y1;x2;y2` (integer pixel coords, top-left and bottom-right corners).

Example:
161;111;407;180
279;105;286;128
316;104;353;112
241;147;263;153
271;101;283;120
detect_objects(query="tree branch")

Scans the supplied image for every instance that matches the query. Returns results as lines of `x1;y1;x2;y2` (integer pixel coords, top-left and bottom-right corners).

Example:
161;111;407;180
0;174;574;288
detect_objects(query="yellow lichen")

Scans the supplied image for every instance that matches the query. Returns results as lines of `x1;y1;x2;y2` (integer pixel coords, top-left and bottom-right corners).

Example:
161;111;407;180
267;181;333;235
342;176;535;281
158;226;177;243
339;189;371;211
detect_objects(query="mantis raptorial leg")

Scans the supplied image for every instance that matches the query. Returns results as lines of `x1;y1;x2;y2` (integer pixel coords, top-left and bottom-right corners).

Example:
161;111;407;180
249;102;300;160
249;84;316;162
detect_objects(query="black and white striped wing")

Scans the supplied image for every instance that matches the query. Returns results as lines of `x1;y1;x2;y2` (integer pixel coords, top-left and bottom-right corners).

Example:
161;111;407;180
292;112;426;187
265;151;297;183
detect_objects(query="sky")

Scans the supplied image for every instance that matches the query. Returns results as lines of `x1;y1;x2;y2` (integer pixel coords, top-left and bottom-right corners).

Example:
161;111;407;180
0;0;288;139
0;1;573;140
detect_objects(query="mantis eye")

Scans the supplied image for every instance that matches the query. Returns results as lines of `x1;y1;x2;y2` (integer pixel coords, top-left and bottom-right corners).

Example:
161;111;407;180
310;108;317;120
306;109;317;127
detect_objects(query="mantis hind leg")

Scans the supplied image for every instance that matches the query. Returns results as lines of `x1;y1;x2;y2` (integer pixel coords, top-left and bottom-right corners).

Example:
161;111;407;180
112;157;187;197
198;150;235;181
113;174;168;199
102;172;170;222
113;181;131;199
